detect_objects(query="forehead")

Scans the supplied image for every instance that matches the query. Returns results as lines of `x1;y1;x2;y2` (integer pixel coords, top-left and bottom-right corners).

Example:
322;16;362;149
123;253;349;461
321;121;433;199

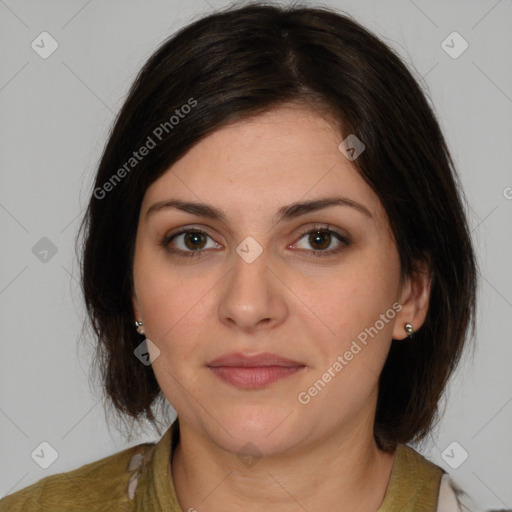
141;105;387;227
180;105;343;181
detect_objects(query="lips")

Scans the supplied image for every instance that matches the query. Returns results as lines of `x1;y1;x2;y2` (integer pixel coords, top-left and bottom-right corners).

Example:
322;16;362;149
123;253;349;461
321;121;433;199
206;352;305;389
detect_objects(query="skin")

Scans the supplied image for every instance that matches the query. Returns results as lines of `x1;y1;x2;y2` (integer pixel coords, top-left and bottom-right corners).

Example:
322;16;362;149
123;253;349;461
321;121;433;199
132;104;431;512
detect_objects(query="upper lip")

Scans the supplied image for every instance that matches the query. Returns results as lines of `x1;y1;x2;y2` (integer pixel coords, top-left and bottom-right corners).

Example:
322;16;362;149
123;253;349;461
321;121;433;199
207;352;304;368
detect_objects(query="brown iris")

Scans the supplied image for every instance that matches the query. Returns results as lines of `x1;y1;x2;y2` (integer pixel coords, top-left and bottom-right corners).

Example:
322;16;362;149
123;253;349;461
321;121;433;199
308;230;331;250
184;231;207;250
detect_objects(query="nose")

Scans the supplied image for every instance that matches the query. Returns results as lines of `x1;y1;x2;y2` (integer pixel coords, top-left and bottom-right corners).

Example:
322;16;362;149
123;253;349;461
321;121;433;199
217;247;289;333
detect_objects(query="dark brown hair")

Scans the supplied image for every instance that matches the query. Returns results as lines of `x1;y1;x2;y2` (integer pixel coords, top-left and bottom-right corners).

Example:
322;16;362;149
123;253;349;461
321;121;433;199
78;1;477;450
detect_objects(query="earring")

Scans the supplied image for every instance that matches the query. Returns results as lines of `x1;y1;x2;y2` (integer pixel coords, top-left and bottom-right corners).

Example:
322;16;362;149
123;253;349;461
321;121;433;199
134;320;145;336
404;323;414;338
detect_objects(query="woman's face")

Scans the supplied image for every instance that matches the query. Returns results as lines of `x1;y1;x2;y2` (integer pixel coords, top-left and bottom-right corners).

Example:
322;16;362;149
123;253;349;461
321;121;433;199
132;105;425;456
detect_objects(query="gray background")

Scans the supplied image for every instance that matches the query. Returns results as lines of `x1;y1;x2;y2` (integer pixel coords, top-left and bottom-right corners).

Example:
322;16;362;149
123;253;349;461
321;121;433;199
1;0;511;509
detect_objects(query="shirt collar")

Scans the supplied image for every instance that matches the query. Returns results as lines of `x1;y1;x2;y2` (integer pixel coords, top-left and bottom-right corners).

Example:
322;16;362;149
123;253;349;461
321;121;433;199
133;418;182;512
134;419;444;512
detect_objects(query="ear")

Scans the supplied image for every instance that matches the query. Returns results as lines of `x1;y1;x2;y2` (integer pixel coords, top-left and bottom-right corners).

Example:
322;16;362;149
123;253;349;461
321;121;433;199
392;262;432;340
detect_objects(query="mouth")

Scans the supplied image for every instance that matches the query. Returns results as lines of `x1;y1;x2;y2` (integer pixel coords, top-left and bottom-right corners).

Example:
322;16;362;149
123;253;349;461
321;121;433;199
206;352;305;389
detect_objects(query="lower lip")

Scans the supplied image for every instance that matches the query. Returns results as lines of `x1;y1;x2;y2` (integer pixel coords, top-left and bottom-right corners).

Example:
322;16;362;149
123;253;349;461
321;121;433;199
208;365;304;389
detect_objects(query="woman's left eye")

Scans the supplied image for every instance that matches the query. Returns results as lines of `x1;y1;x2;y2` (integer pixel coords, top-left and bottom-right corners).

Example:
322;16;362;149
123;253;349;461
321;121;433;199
292;226;349;257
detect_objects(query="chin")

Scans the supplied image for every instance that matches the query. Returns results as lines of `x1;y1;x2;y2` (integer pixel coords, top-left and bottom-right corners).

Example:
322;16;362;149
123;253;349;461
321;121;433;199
207;409;304;457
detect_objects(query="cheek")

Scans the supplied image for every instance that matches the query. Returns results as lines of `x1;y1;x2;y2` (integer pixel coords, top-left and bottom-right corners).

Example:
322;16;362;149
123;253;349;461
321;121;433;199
294;262;400;416
138;275;208;349
133;244;223;369
134;266;214;408
292;245;400;373
301;253;399;332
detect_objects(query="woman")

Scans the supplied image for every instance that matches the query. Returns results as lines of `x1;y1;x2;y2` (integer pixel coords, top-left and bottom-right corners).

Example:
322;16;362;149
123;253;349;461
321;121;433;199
0;2;481;511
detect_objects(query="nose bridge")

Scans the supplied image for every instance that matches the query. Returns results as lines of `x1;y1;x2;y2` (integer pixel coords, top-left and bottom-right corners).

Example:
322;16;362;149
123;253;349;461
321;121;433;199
217;239;286;329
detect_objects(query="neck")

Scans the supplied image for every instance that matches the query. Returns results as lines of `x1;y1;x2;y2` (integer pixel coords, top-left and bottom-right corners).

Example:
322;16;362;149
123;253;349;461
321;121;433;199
170;418;396;512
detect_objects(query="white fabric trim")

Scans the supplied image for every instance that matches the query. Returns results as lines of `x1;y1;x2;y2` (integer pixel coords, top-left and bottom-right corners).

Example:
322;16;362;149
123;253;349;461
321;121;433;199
437;474;463;512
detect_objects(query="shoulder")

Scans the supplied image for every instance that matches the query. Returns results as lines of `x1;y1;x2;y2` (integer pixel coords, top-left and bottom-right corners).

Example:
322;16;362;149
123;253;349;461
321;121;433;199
379;443;443;511
0;440;157;512
397;445;473;512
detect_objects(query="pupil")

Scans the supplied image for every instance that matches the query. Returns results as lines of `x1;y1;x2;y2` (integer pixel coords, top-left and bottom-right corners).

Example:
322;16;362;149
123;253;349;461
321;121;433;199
185;232;205;250
310;231;330;250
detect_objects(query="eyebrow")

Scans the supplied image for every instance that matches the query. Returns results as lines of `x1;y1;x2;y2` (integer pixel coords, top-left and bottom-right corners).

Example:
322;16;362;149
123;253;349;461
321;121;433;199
145;196;373;224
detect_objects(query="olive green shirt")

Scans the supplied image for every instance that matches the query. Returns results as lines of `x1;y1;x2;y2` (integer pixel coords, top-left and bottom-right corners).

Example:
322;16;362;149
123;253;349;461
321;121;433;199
0;420;445;511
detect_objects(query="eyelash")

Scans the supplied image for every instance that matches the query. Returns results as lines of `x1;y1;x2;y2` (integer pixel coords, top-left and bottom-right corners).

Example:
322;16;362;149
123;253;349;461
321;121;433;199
160;224;350;259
